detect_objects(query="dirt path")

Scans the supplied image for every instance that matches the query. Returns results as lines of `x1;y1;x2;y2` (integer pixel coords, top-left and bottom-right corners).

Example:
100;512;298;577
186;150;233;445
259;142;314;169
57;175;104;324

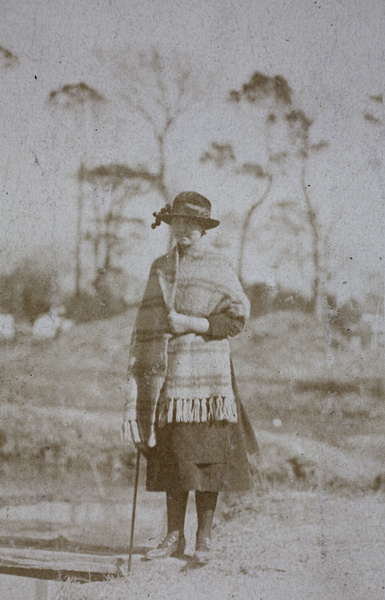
114;492;385;600
2;492;384;600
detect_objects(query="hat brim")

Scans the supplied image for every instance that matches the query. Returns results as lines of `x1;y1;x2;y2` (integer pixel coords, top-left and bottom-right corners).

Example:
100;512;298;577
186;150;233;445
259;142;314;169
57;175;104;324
159;213;220;230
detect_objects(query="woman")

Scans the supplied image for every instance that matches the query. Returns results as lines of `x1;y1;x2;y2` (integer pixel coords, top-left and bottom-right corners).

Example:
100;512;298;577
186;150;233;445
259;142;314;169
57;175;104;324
123;191;258;564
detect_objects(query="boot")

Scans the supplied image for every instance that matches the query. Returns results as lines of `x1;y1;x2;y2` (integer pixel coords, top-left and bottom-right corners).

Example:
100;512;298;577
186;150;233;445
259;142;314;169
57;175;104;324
195;535;211;564
146;491;188;560
145;530;185;559
194;491;218;564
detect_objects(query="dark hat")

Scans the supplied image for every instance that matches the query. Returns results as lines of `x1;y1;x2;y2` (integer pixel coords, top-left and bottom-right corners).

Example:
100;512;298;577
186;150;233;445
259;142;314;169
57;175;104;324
152;191;220;230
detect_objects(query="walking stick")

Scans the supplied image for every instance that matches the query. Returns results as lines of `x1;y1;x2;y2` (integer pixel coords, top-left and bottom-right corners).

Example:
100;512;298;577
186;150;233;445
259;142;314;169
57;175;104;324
128;449;141;573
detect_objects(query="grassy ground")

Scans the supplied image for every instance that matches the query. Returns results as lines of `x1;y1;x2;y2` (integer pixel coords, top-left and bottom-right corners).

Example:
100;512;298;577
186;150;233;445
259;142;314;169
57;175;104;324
1;308;384;500
2;492;384;600
1;309;384;599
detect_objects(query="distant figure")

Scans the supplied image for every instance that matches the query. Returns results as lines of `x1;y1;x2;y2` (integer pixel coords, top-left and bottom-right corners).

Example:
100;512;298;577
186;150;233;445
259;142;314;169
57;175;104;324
32;306;73;340
0;314;15;341
123;192;259;564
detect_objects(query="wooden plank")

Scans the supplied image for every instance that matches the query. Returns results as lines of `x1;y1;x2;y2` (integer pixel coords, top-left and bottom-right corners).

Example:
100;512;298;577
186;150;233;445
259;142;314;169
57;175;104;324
0;546;129;575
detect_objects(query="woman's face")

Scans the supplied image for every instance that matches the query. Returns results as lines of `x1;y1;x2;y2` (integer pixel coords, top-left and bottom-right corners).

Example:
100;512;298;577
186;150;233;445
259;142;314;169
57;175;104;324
171;216;204;248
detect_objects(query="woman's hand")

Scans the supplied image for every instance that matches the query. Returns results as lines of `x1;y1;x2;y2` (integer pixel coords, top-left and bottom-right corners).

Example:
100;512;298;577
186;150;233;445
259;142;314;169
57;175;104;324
122;408;149;455
122;401;137;443
167;310;209;335
121;378;147;453
167;310;191;334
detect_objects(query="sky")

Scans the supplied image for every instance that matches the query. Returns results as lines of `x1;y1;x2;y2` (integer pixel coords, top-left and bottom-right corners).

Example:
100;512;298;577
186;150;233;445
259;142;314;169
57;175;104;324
0;0;384;303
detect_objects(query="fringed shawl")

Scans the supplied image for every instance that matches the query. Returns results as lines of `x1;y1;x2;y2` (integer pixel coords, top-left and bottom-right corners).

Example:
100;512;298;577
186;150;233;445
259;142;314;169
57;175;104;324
129;237;250;445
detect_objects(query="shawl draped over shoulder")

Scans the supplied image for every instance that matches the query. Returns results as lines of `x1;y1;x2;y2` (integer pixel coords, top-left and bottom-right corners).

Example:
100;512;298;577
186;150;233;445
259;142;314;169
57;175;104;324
128;237;250;446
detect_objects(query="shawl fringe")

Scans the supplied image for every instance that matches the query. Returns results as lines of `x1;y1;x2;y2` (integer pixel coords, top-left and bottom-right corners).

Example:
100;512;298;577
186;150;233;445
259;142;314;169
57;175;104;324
158;396;238;427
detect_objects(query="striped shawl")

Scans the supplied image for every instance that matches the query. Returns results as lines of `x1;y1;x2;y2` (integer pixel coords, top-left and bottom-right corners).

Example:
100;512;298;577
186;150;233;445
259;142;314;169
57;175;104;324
129;237;250;445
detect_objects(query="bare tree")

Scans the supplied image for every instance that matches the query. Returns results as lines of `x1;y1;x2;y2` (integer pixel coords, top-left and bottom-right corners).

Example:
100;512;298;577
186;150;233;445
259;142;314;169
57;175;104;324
107;48;197;244
363;93;383;185
363;93;383;348
78;164;147;284
48;83;106;295
201;143;272;286
202;72;328;313
48;50;197;298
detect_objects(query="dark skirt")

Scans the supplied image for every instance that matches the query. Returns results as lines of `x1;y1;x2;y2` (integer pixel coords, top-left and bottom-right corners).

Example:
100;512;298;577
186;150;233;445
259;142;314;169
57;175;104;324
146;417;254;492
144;364;257;492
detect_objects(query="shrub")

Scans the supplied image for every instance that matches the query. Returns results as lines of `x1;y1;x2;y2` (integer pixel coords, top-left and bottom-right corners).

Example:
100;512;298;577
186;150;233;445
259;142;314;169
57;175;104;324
0;260;53;321
246;283;312;317
63;268;129;323
63;291;127;323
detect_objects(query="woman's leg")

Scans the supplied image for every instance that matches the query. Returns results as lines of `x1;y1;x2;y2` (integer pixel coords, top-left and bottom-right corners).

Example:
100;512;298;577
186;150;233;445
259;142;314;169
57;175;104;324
195;491;218;562
146;490;188;559
167;490;189;539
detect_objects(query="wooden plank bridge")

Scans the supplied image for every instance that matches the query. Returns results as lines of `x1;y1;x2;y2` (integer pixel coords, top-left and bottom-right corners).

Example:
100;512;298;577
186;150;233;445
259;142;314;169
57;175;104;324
0;538;132;600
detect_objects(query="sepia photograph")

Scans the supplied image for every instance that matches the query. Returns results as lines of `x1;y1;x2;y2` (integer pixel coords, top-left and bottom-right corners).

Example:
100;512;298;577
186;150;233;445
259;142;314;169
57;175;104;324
0;0;384;598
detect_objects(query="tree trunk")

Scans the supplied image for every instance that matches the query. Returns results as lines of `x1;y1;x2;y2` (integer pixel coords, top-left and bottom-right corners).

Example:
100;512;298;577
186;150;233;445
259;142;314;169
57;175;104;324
238;176;272;286
75;178;84;297
301;165;320;315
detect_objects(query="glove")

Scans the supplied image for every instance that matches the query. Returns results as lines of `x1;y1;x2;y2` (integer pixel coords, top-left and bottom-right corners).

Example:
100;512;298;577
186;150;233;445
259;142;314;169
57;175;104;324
121;377;148;453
